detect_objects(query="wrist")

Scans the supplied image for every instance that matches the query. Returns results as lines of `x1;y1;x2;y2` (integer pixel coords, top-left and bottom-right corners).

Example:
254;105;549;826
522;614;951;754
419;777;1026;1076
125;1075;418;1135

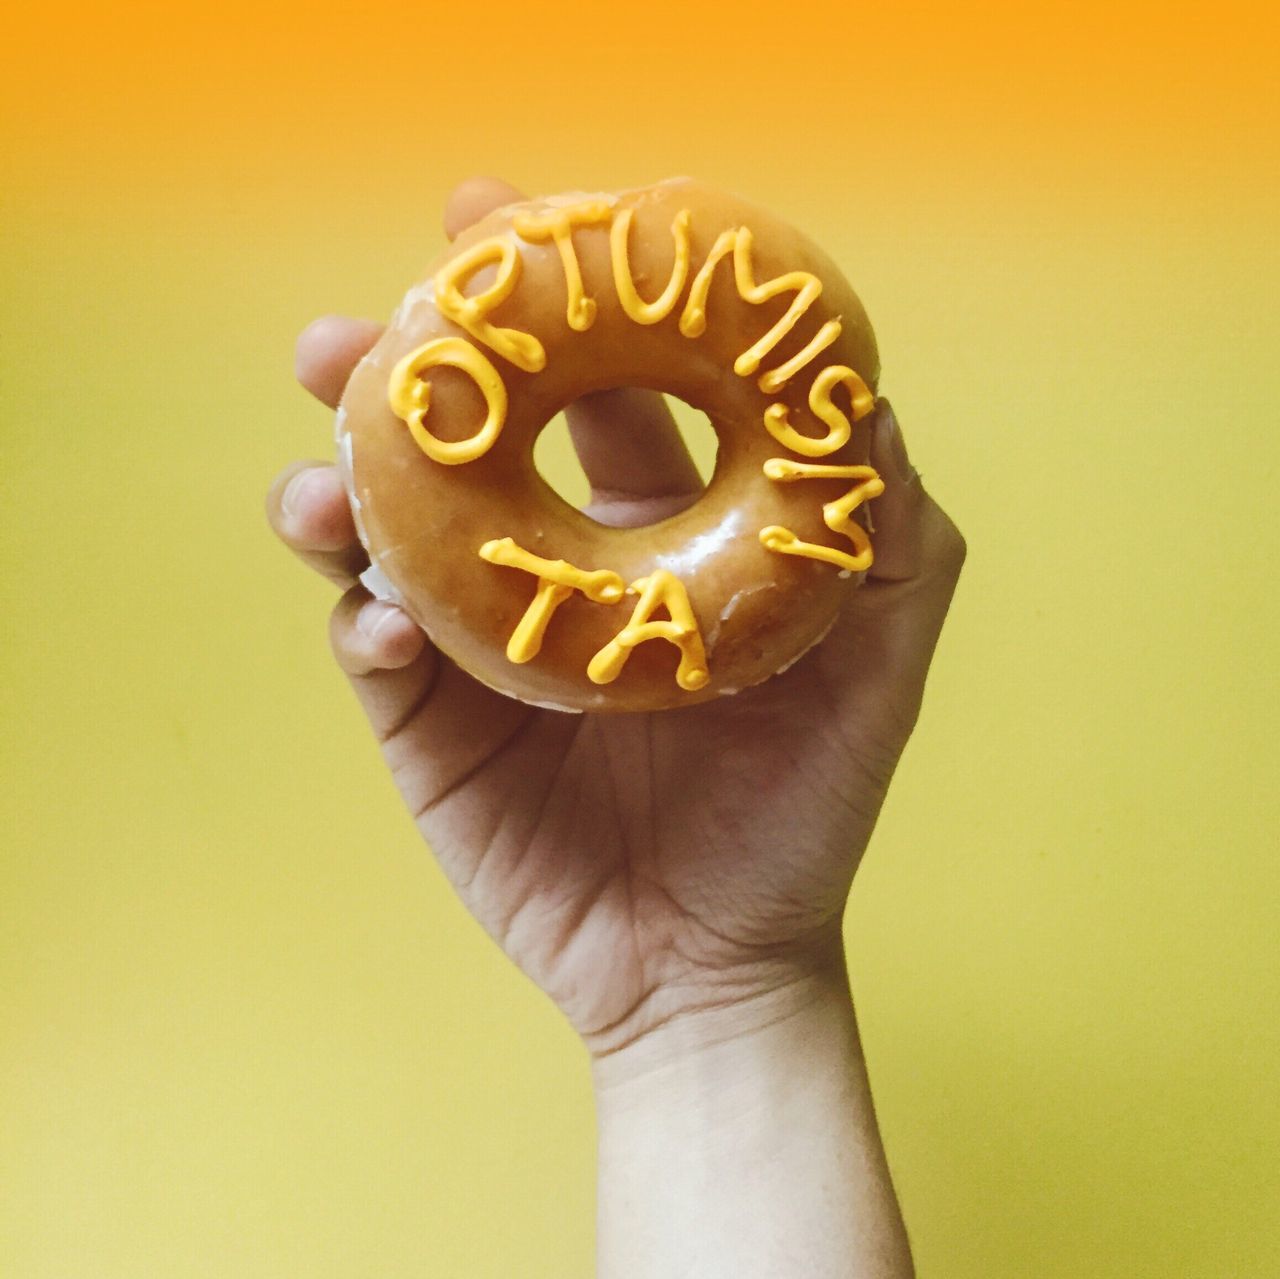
588;934;851;1089
591;942;914;1278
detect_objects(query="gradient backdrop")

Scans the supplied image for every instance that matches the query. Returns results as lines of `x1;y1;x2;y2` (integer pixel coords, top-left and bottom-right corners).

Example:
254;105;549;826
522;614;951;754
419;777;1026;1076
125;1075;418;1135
3;2;1278;1275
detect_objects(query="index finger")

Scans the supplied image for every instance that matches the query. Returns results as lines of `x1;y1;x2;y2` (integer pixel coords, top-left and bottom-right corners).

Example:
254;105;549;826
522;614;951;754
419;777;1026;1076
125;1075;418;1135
295;315;385;408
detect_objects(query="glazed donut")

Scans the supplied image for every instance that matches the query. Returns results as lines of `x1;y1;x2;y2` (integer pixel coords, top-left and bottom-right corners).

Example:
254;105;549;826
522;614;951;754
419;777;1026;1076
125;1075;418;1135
337;178;883;712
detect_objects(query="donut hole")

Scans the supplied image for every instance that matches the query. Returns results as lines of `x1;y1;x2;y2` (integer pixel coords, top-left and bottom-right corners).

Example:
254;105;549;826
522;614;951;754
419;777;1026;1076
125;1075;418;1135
533;393;718;527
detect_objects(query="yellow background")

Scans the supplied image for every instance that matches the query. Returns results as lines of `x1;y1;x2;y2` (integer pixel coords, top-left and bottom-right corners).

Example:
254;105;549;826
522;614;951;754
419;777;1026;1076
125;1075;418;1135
3;2;1278;1274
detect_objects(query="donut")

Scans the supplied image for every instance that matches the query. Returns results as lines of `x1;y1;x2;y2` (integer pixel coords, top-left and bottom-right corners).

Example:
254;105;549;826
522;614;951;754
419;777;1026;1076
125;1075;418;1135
336;178;883;712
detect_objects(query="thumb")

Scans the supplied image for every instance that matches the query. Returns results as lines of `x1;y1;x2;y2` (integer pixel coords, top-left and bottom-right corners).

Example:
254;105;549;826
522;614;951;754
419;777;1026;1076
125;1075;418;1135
819;400;967;731
861;399;964;586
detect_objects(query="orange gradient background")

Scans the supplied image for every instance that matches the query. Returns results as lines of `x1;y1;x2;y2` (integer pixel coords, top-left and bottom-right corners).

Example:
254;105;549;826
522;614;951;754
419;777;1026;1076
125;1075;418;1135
3;3;1278;1277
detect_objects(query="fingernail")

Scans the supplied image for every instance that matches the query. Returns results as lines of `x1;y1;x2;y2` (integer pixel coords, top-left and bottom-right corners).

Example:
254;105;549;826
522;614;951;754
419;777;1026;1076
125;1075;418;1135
282;467;325;522
878;399;914;483
357;601;402;641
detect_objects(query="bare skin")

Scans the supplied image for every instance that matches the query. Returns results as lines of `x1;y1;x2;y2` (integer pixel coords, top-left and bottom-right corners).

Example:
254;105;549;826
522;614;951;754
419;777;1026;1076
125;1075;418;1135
267;177;965;1277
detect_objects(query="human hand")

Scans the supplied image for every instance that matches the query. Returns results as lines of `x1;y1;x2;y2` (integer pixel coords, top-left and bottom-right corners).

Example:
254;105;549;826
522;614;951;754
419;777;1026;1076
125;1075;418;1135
266;178;966;1064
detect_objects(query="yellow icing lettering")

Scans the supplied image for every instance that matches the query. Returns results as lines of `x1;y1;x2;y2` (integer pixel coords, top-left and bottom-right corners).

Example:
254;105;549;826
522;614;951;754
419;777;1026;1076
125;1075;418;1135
758;526;869;574
759;459;885;573
434;237;546;373
756;318;842;394
678;227;738;338
587;570;710;692
479;537;625;663
762;363;875;458
388;337;508;465
679;226;826;391
513;201;614;332
728;227;824;378
610;207;693;325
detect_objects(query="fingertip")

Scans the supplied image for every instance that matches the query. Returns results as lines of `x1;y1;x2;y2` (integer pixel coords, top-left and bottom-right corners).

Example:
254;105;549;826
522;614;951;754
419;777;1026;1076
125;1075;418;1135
443;176;527;239
295;315;385;408
332;591;427;676
294;314;353;383
358;601;427;668
278;464;356;551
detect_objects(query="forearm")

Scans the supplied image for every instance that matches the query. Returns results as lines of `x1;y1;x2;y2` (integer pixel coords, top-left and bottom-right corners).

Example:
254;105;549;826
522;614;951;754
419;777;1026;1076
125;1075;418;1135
591;960;913;1279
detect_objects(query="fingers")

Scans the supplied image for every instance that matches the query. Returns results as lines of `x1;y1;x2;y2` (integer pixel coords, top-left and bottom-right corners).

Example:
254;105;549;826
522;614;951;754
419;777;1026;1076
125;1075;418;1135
330;586;429;677
268;462;443;748
282;178;526;745
296;315;385;409
570;389;705;526
443;176;526;239
327;586;544;824
266;460;368;588
330;580;548;830
328;587;442;746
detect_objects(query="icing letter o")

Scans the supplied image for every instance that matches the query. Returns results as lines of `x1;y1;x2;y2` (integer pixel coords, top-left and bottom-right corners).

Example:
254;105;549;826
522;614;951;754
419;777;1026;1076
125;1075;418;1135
388;337;509;465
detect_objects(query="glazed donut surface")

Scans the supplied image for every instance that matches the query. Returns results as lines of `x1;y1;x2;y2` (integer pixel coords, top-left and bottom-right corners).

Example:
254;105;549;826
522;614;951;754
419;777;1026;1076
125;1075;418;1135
338;178;882;712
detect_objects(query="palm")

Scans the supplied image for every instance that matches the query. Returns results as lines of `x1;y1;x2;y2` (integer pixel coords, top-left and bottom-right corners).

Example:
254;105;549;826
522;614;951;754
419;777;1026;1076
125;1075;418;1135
378;594;909;1047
